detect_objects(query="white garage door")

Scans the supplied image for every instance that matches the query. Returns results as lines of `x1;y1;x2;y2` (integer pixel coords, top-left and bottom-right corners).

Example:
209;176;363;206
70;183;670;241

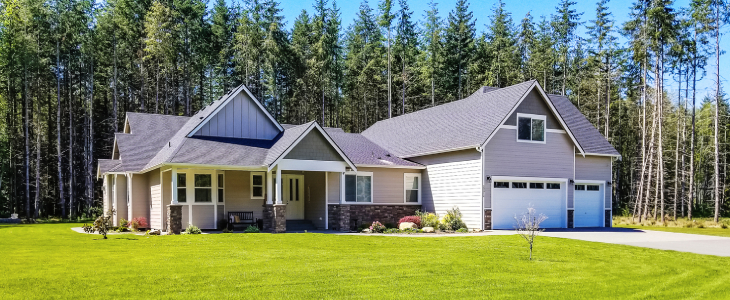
574;183;604;227
492;179;566;229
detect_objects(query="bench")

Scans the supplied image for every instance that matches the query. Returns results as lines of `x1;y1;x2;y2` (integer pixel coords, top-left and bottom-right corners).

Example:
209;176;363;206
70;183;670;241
228;211;257;230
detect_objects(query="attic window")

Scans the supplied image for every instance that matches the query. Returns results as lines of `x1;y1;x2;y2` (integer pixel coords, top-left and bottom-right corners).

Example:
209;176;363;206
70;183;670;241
517;113;545;143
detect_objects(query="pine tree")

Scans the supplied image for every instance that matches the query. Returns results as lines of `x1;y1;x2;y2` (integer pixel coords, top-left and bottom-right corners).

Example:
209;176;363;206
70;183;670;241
443;0;475;100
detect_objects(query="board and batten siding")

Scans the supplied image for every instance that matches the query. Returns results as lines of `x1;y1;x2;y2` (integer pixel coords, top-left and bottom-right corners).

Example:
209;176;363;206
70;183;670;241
483;128;575;210
149;168;162;230
410;150;482;230
575;156;612;209
194;92;279;139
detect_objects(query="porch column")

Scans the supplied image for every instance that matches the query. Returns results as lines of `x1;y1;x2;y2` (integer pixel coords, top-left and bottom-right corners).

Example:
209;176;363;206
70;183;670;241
171;168;178;205
340;172;345;203
275;168;282;204
266;169;273;204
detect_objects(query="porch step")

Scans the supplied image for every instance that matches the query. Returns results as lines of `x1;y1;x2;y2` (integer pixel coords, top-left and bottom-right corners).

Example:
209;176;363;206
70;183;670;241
286;220;317;232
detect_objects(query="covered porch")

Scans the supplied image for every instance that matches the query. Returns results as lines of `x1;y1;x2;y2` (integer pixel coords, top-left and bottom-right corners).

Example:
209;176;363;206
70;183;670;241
160;158;348;233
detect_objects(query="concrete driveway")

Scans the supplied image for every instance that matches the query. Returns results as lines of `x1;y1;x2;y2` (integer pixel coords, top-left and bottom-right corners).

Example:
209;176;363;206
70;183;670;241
540;228;730;257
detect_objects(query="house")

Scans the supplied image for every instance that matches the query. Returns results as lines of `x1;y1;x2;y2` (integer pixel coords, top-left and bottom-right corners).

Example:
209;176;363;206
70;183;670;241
98;80;620;233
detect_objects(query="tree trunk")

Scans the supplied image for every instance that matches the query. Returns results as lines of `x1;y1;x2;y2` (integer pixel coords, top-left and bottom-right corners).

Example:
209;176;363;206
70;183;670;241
56;38;65;218
714;7;721;223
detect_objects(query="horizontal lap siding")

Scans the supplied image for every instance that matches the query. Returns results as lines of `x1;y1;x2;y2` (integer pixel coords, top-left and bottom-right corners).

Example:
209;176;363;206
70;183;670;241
483;129;574;209
576;156;612;209
149;168;162;230
162;171;171;231
131;172;150;222
410;150;482;230
327;172;340;204
114;174;128;225
224;170;265;220
192;205;216;229
357;167;423;204
503;89;562;129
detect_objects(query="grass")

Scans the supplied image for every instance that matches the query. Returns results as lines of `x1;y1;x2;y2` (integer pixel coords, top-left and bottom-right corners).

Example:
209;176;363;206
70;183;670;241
614;217;730;238
2;224;730;299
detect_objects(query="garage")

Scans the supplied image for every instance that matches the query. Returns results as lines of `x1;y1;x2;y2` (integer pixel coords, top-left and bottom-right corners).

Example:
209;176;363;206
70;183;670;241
491;178;566;229
574;183;604;227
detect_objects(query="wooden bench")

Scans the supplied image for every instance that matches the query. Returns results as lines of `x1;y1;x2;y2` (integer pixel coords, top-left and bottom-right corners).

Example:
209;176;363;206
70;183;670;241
228;211;256;230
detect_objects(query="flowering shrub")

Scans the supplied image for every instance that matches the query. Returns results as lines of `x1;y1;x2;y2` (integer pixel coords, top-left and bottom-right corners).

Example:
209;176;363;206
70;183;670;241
369;221;386;233
398;216;422;228
128;217;148;232
416;210;439;228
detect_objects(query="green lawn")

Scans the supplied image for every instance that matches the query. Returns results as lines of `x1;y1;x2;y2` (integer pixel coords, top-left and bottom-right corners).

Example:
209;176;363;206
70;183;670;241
615;224;730;238
2;224;730;299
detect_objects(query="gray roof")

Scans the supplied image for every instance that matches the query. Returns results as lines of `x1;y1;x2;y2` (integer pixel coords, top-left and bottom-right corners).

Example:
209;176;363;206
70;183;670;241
549;94;620;156
114;113;192;172
97;159;122;177
362;81;536;157
325;129;422;167
362;80;618;158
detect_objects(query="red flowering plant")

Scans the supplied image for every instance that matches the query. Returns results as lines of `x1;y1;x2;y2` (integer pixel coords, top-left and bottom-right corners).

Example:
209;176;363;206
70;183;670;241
369;221;386;233
128;217;148;232
398;216;422;228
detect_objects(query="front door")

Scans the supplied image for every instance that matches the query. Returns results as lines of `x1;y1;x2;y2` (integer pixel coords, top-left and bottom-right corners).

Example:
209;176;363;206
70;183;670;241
283;175;305;220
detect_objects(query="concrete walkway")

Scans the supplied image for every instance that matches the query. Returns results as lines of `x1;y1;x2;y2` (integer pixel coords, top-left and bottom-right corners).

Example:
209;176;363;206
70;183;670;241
540;228;730;257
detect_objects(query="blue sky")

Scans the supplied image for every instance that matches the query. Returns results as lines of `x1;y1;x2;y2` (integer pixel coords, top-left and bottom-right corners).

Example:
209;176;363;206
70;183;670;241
270;0;727;103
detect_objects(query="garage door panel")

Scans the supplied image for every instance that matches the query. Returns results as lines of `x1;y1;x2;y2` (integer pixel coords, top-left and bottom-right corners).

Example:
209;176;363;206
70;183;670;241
574;185;604;227
492;181;565;229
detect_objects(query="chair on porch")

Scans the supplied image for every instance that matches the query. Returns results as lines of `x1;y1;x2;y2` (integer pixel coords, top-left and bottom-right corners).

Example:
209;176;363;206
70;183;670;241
228;212;257;230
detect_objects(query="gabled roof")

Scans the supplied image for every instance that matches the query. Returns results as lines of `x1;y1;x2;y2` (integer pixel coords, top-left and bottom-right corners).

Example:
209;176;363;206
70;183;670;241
97;159;122;178
265;122;357;171
325;129;423;168
362;81;537;158
549;94;620;157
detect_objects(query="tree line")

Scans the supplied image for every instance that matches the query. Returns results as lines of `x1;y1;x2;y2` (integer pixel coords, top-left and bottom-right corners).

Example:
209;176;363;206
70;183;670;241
0;0;729;222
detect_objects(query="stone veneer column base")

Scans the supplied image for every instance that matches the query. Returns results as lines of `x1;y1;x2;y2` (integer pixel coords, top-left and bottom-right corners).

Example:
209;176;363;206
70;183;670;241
604;210;612;227
167;204;182;234
328;204;421;232
262;204;274;232
273;204;287;233
484;209;492;230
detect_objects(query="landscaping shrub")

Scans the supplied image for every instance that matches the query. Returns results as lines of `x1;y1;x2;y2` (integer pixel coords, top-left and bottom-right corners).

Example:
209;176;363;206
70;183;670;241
384;228;400;234
119;219;129;228
369;221;386;233
398;216;421;228
128;217;148;232
456;228;468;233
418;212;439;228
244;225;260;233
441;207;467;231
184;224;202;234
222;227;232;233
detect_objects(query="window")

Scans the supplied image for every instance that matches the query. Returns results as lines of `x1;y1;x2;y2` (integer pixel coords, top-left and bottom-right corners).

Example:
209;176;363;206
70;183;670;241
575;185;585;191
587;185;600;191
512;182;527;189
530;182;544;189
517;114;545;142
345;172;372;203
404;173;421;203
177;174;187;203
494;182;509;188
546;183;561;189
251;172;264;199
194;174;212;202
218;174;224;203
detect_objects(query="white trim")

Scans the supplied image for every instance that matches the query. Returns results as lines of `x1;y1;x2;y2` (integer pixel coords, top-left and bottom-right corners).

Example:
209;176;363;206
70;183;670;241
266;170;273;204
250;171;265;200
480;148;485;230
403;173;422;204
343;171;374;203
574;180;606;227
267;122;357;172
480;81;586;155
579;152;622;158
498;124;565;134
400;145;478;159
139;163;266;175
574;180;606;184
277;159;348;172
340;172;345;204
275;168;282;204
187;84;284;137
515;113;547;144
355;164;426;169
490;175;569;229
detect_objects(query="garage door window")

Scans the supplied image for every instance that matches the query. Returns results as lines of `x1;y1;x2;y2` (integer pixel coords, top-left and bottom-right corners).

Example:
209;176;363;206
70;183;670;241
547;183;560;189
529;182;544;189
494;182;509;188
512;182;527;189
586;185;600;191
575;185;585;190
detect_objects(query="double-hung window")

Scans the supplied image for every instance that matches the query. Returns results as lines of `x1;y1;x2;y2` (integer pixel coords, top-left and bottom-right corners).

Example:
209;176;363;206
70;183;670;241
251;172;265;199
177;174;187;203
194;174;212;202
404;173;421;203
517;114;546;143
345;172;373;203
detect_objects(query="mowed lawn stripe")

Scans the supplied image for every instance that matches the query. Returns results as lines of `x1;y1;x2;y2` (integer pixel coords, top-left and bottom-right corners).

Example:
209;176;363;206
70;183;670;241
1;223;729;299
